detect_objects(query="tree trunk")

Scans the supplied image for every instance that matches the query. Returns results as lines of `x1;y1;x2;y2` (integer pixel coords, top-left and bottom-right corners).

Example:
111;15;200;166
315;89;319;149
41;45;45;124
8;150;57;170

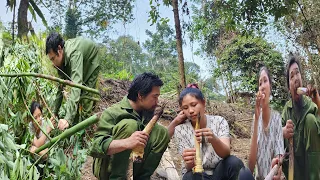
172;0;186;90
227;73;235;103
17;0;29;39
12;0;16;44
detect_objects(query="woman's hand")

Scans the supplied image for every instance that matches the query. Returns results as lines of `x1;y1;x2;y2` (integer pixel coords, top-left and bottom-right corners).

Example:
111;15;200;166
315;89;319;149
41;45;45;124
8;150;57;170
195;128;215;143
182;148;196;170
270;157;283;180
168;111;187;138
174;111;187;125
255;91;264;120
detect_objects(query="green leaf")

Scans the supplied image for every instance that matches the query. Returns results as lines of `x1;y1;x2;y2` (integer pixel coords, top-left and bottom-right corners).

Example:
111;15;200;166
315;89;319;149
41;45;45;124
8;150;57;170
5;137;16;150
28;4;37;22
29;0;48;27
8;108;16;118
19;158;24;179
0;124;8;131
46;117;54;130
28;166;33;180
33;166;40;180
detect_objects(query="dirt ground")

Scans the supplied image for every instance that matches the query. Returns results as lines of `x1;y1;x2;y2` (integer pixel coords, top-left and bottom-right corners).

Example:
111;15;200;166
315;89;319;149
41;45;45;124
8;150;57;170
80;79;252;180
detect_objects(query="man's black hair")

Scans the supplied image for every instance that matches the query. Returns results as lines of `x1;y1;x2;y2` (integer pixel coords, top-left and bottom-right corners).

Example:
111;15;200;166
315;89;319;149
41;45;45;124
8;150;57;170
45;32;65;55
127;72;163;101
30;101;42;116
286;55;302;90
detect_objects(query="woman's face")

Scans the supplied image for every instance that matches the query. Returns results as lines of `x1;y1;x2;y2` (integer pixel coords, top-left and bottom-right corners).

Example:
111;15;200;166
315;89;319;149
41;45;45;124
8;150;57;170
180;94;205;122
259;69;271;105
32;107;42;128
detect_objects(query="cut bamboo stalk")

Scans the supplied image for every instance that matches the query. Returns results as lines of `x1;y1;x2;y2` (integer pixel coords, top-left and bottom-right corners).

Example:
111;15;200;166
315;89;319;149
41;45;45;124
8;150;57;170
35;113;101;153
0;73;100;95
132;105;165;163
193;113;204;173
288;138;294;180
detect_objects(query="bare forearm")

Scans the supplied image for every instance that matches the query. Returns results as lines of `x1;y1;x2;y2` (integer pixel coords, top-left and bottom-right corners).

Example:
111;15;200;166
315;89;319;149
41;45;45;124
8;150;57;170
248;120;259;172
33;133;49;147
168;120;179;138
107;139;129;155
209;136;230;158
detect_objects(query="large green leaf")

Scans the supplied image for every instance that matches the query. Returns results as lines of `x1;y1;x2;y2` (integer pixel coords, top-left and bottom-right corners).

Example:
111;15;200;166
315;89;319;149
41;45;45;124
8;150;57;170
29;0;48;27
28;4;37;22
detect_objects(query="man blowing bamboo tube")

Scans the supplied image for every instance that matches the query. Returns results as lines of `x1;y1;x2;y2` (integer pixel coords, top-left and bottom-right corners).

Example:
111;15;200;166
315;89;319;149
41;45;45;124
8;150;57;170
272;56;320;180
89;73;169;180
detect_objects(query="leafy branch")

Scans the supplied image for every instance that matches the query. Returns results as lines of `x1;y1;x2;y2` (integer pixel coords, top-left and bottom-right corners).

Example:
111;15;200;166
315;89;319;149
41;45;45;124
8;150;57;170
0;73;100;95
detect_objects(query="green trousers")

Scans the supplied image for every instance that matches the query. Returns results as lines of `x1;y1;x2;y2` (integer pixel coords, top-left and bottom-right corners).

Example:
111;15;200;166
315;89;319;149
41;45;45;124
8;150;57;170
93;119;169;180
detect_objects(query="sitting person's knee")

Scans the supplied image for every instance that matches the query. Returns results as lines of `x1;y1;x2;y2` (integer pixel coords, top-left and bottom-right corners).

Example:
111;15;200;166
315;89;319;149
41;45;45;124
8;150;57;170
225;155;244;169
113;119;138;137
238;167;254;180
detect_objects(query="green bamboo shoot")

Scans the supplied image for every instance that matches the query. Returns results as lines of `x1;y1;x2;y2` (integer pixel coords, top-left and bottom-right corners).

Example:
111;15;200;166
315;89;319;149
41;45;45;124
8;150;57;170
35;113;101;153
0;73;100;95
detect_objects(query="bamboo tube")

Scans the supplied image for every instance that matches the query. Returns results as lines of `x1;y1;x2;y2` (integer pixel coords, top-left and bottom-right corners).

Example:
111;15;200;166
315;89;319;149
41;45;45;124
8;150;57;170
193;113;204;173
35;113;101;153
0;73;100;95
288;138;294;180
132;106;165;163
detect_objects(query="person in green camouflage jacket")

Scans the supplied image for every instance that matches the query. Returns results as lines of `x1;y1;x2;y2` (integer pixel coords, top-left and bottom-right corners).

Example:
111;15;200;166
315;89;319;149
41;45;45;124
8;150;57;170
90;72;169;180
46;32;100;130
272;56;320;180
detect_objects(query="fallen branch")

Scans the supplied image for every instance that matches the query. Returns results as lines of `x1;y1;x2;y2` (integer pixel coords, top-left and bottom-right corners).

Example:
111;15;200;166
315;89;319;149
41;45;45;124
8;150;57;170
35;113;101;153
0;73;100;95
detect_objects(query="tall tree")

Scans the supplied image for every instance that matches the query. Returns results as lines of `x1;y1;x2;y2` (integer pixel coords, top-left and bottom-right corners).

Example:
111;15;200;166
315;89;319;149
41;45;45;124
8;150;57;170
6;0;48;39
64;1;80;39
17;0;29;38
172;0;186;89
148;0;188;90
217;35;288;108
43;0;135;38
144;23;177;72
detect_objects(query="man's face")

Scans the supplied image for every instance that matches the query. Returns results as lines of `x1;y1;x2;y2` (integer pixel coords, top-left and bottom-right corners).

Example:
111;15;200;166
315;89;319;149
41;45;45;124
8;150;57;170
139;86;160;111
47;46;63;68
289;62;303;102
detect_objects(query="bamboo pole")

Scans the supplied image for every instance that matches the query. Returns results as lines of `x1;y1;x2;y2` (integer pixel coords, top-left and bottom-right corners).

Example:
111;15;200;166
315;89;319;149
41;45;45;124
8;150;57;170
193;113;204;173
132;106;165;163
288;138;294;180
0;73;100;95
35;113;101;153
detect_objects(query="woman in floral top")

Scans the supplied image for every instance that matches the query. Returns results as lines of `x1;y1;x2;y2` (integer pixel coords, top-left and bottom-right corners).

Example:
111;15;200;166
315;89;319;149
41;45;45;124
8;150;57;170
168;84;244;180
239;66;284;179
